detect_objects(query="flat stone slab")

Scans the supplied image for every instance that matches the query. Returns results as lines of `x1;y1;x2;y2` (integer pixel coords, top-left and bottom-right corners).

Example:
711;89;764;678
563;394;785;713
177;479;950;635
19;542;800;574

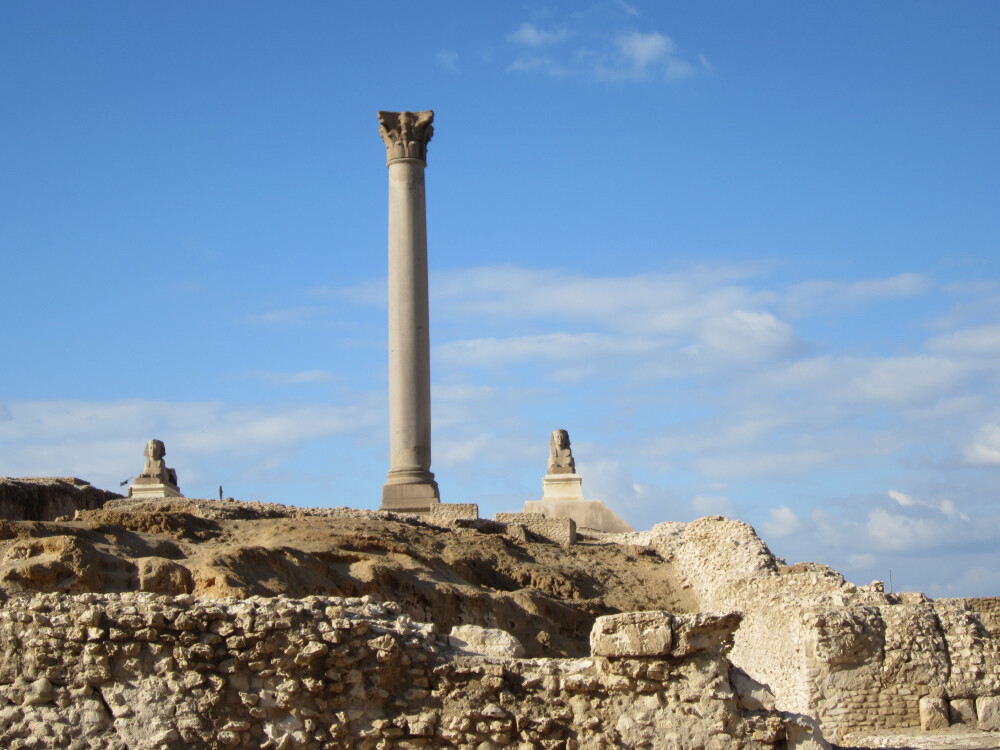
129;483;183;499
591;611;674;657
448;625;525;658
523;499;635;534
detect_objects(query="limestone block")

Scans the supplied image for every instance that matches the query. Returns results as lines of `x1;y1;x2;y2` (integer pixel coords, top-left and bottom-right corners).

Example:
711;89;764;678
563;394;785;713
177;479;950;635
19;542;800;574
949;698;976;725
590;611;673;657
430;503;479;522
730;667;776;711
671;612;743;657
522;499;634;534
542;473;584;501
495;513;576;546
919;695;949;730
137;557;193;595
448;625;525;658
977;696;1000;731
129;481;183;499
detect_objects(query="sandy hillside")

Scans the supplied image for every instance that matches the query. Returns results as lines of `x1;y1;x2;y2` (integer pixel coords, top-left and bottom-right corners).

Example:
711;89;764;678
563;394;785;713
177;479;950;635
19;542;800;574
0;497;698;657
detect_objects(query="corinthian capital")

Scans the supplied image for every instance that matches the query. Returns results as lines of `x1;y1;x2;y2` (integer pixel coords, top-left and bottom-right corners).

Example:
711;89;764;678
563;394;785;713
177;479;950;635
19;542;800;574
378;110;434;164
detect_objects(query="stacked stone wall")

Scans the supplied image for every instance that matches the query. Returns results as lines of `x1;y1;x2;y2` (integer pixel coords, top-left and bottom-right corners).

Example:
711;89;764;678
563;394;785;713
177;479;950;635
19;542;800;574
945;596;1000;639
0;593;825;749
495;512;576;546
429;503;479;522
633;516;1000;743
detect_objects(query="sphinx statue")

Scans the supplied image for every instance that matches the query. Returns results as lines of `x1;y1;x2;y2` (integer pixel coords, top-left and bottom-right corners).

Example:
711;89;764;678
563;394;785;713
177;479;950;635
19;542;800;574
129;439;182;498
547;429;576;475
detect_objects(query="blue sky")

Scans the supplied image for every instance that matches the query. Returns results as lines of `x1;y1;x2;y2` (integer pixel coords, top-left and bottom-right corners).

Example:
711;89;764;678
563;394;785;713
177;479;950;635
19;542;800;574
2;2;998;596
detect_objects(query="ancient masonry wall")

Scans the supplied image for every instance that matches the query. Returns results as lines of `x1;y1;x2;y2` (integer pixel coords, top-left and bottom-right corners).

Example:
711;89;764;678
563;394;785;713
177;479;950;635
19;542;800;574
0;593;825;750
428;503;479;522
646;516;1000;743
495;512;577;546
944;597;1000;639
805;600;1000;738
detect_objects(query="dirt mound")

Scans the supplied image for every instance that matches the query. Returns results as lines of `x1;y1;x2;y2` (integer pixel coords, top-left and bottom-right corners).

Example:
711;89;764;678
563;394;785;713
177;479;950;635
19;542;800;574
0;498;695;657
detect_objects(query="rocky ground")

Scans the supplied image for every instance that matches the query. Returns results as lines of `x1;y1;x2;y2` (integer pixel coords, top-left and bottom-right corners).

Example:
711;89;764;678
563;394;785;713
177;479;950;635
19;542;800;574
0;491;996;749
0;497;697;658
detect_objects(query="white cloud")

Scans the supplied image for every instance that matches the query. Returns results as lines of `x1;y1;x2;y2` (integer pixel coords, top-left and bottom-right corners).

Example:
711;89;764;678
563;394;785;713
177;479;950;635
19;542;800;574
889;489;916;507
698;310;798;362
612;0;640;17
692;494;736;517
243;306;324;325
963;423;1000;465
508;56;570;77
507;23;569;47
504;14;703;82
755;354;966;409
0;399;381;494
926;567;999;598
435;51;459;70
250;370;332;386
437;332;662;370
615;31;672;71
928;324;1000;357
785;273;929;316
761;506;805;538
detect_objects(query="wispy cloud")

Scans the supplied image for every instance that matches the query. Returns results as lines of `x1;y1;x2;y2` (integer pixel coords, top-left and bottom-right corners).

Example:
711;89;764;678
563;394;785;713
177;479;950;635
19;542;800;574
505;11;707;82
761;505;804;538
784;272;930;316
435;51;459;70
611;0;640;17
507;23;570;47
248;370;333;386
0;398;381;495
243;305;325;325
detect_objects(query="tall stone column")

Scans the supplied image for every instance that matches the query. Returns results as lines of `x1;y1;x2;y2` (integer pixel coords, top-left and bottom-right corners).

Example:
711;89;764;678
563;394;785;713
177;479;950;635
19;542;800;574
378;110;441;512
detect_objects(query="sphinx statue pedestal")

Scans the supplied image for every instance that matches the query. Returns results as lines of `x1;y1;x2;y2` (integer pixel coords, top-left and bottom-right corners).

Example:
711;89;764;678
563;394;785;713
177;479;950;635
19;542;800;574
542;473;584;500
127;439;184;500
129;477;183;499
523;429;635;534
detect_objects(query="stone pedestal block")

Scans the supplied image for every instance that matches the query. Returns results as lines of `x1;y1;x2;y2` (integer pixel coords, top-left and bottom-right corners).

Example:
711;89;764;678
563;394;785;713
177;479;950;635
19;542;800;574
129;481;183;499
542;473;584;500
524;499;635;534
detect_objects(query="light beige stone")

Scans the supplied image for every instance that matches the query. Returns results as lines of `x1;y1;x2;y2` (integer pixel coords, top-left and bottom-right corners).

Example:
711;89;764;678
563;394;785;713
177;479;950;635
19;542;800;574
378;110;440;513
495;512;576;546
128;439;182;499
591;611;674;657
977;695;1000;731
949;697;976;725
524;499;635;534
919;695;950;730
448;625;525;658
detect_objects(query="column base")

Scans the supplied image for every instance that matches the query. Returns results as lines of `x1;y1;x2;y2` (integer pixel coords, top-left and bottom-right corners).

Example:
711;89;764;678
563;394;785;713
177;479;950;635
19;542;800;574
381;471;440;514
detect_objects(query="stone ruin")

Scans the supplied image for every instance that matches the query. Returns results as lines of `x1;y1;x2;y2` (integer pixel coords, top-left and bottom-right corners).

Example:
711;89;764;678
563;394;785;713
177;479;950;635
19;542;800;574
128;439;182;500
0;488;995;748
522;428;635;535
0;592;827;749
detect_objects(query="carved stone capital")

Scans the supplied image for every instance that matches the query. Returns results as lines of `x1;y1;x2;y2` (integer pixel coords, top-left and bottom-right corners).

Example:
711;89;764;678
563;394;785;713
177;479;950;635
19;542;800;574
378;110;434;164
